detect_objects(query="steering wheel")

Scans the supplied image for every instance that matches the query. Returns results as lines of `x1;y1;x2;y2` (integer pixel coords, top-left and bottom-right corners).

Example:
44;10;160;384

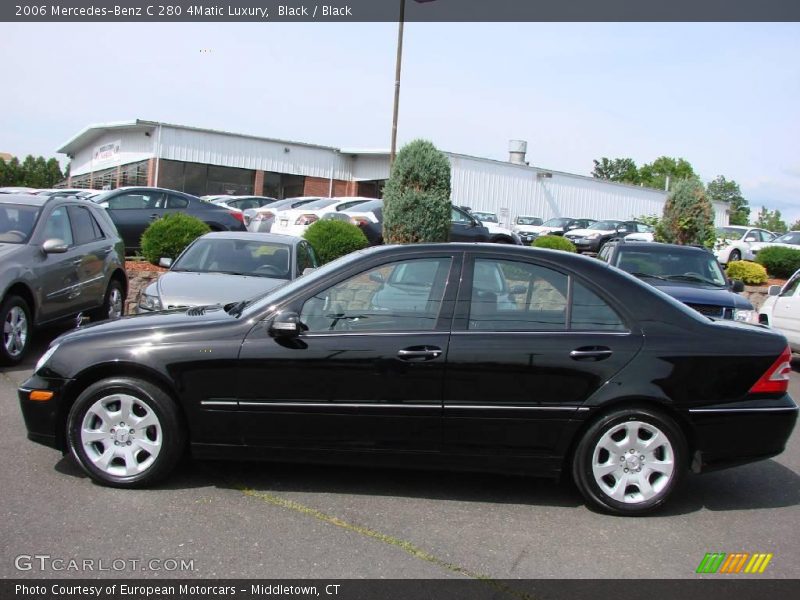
254;265;282;276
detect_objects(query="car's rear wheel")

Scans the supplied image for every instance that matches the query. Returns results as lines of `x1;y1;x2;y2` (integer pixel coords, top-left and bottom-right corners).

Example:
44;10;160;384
67;377;185;488
572;407;686;515
89;280;125;322
0;295;31;365
729;249;742;262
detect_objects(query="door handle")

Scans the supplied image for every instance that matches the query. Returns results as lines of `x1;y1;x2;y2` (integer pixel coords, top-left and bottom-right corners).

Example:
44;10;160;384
72;258;83;266
397;346;443;361
149;213;160;220
570;346;613;361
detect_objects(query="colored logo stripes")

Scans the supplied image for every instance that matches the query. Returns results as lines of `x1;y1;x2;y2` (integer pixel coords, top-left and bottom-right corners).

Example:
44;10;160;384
696;552;773;574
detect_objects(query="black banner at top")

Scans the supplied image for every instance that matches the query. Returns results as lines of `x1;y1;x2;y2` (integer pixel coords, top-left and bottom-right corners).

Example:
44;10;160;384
3;0;800;22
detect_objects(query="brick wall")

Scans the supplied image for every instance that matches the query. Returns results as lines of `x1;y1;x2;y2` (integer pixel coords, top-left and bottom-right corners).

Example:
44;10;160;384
253;170;265;196
303;176;353;197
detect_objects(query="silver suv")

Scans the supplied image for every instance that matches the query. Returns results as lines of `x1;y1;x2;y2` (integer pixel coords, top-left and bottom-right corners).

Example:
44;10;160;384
0;194;127;364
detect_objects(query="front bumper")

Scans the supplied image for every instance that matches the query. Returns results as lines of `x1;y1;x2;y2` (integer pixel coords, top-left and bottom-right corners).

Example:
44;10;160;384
18;374;72;451
687;395;798;472
565;237;602;253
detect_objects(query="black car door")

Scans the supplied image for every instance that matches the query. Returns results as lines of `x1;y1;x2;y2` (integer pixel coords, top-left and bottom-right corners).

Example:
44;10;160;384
450;206;488;242
236;251;462;452
443;251;643;462
104;190;166;251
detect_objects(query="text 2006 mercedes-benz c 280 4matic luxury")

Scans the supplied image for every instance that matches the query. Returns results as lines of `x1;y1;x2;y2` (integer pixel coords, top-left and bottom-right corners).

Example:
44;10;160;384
18;244;798;515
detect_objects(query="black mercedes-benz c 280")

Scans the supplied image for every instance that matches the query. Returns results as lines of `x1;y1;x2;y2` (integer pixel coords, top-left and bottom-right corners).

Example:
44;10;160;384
19;244;798;515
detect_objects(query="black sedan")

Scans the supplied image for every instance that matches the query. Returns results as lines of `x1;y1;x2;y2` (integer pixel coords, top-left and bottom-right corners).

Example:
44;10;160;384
92;187;246;253
18;244;798;515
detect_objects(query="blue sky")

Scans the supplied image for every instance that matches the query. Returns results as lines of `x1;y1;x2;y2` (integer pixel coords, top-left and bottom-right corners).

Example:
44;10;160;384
2;22;798;224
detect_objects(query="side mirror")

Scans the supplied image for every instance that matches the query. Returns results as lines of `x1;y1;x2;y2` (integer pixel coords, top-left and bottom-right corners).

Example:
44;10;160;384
369;272;385;284
302;267;317;276
509;284;527;295
731;280;745;293
269;311;302;337
768;285;782;296
159;257;173;268
42;239;68;254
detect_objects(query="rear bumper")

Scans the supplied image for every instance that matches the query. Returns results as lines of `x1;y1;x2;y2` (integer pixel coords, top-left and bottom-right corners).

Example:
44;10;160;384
687;395;798;472
18;374;71;451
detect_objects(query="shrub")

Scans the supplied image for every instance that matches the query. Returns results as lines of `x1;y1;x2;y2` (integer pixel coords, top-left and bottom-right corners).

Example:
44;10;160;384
383;139;452;244
726;260;768;286
656;179;715;247
304;219;368;264
140;213;211;265
755;246;800;279
532;235;577;253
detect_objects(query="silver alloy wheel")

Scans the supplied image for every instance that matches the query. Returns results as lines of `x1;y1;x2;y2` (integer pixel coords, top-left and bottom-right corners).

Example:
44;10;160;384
3;306;28;358
591;420;675;504
80;393;162;477
107;286;123;320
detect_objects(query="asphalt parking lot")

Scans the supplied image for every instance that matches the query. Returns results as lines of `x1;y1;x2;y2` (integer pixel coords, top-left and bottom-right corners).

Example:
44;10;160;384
1;325;798;581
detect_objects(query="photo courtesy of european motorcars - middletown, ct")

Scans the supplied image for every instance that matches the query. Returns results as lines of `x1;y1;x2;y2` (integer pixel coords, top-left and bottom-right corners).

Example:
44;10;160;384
18;244;798;516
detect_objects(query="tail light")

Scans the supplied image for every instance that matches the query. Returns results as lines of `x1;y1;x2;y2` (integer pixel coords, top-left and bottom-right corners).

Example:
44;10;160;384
229;211;244;223
350;216;370;227
253;211;274;222
749;345;792;394
296;214;319;226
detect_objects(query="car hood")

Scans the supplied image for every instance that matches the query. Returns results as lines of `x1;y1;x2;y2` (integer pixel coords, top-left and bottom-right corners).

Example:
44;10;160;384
566;227;614;237
0;243;27;261
648;281;753;310
483;223;515;236
515;224;555;234
155;271;286;308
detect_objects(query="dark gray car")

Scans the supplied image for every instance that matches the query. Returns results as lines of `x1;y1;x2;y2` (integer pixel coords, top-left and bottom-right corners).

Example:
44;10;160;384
92;187;246;253
136;232;318;312
0;194;127;364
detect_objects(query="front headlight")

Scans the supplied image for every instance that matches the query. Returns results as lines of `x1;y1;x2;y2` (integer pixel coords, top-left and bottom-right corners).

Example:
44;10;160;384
734;309;754;322
586;233;600;240
36;344;60;373
138;292;162;312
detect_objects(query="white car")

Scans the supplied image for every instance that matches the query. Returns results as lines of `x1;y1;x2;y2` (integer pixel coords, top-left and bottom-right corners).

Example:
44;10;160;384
750;231;800;260
471;210;499;224
758;268;800;353
714;226;777;264
271;197;372;237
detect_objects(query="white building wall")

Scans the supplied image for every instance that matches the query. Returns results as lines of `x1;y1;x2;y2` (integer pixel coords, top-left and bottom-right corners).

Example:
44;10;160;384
157;127;353;180
351;154;390;181
69;128;156;176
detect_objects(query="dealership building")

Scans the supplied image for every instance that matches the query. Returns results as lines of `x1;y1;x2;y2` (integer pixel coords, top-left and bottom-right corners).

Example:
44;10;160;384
57;119;730;227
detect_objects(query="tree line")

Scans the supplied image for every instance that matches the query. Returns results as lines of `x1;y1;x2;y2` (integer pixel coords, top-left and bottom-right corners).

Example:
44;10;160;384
591;156;796;232
0;155;65;189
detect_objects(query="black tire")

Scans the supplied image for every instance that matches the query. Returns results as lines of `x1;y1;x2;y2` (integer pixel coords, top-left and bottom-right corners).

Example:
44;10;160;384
491;236;513;244
89;279;125;322
728;249;742;263
67;377;185;488
572;406;687;516
0;295;32;365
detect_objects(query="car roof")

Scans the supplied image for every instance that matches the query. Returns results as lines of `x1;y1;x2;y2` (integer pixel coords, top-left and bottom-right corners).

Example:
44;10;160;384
199;231;303;245
613;241;710;255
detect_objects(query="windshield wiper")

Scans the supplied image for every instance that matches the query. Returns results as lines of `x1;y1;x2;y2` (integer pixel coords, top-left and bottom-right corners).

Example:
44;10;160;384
628;271;666;281
665;274;724;286
225;299;250;317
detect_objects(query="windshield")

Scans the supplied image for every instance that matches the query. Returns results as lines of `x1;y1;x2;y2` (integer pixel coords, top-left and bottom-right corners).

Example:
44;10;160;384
173;238;293;279
542;218;569;227
0;204;41;243
716;227;745;240
774;232;800;245
588;220;622;231
347;199;382;212
472;212;498;223
516;216;542;226
615;249;727;287
299;198;339;210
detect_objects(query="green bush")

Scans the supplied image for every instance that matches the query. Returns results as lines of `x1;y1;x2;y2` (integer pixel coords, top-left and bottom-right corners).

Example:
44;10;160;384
304;219;368;264
383;139;452;244
656;179;715;247
532;235;577;253
140;213;211;265
725;261;768;286
755;246;800;279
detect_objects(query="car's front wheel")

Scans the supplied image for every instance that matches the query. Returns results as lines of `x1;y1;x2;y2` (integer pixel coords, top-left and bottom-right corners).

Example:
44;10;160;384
572;407;687;515
89;279;125;322
0;295;31;365
728;249;742;262
67;377;185;487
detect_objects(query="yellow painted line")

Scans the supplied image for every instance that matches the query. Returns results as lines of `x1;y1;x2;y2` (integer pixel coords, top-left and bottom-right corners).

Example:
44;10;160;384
758;554;773;573
238;486;536;600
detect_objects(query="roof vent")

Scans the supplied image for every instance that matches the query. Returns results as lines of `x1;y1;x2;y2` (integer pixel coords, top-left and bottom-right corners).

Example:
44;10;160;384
508;140;528;165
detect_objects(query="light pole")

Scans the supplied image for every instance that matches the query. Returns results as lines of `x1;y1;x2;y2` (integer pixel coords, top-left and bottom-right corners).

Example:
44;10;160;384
390;0;435;167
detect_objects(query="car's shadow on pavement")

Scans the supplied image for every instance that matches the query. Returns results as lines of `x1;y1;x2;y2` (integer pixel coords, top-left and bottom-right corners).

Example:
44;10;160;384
52;452;799;515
